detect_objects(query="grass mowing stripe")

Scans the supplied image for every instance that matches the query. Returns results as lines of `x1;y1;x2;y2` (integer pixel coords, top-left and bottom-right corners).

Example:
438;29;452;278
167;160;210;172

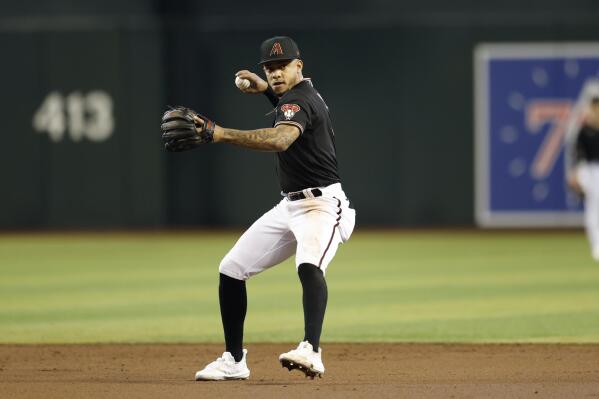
323;310;599;342
1;231;599;343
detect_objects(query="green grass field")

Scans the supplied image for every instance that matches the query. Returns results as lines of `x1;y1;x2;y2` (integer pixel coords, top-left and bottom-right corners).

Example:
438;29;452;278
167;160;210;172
1;230;599;344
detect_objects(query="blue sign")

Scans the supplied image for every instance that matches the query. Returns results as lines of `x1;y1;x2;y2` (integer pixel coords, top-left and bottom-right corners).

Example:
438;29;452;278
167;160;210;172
475;43;599;227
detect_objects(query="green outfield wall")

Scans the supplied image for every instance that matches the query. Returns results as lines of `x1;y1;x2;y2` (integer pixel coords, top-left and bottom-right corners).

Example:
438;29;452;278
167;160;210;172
1;1;598;228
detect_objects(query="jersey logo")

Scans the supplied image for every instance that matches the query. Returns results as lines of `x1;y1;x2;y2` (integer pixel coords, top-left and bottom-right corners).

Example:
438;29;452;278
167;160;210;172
270;42;284;56
281;104;300;120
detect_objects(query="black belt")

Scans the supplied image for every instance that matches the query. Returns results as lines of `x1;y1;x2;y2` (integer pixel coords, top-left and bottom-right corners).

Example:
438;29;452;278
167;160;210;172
286;188;323;201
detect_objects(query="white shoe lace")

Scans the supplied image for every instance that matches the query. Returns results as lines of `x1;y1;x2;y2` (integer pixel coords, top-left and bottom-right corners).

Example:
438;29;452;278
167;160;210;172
297;341;312;351
205;354;229;370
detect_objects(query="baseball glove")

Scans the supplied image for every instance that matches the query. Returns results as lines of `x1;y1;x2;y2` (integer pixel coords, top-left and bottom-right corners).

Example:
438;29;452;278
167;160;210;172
161;106;215;152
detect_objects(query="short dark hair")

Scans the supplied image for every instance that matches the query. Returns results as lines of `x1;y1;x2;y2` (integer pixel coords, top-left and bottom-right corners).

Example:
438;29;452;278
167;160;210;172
591;96;599;105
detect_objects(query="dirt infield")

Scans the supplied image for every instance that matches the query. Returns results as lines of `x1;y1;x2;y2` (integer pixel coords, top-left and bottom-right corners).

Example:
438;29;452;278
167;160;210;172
1;343;598;398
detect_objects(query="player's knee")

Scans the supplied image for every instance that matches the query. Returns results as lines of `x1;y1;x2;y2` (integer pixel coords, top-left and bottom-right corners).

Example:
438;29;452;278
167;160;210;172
298;263;323;278
219;255;247;281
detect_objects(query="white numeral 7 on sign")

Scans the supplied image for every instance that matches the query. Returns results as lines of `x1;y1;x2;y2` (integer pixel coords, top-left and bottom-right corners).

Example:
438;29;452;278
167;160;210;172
525;100;572;179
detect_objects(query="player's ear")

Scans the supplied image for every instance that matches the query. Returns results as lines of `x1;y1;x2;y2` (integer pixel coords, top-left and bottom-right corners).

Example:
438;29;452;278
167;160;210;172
295;59;303;79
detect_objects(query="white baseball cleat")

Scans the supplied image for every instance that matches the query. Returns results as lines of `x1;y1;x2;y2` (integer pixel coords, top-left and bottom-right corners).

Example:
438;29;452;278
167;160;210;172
279;341;324;379
195;349;250;381
592;247;599;262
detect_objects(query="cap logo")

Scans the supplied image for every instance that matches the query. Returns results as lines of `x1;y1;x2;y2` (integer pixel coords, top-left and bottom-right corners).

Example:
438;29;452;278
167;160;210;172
281;104;300;120
270;42;284;56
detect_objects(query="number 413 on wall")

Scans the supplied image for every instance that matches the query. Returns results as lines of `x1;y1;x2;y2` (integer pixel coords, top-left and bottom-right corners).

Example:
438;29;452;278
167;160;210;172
32;90;114;142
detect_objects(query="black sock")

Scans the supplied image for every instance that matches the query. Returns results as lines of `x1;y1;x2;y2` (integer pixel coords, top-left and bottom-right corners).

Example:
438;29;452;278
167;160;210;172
298;263;328;352
219;273;247;362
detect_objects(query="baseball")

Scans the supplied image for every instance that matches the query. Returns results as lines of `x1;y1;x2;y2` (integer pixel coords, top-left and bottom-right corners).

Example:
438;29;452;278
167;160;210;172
235;76;251;90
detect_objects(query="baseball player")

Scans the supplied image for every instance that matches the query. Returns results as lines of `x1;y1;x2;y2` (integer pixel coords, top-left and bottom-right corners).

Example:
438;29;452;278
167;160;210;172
567;96;599;262
160;36;356;380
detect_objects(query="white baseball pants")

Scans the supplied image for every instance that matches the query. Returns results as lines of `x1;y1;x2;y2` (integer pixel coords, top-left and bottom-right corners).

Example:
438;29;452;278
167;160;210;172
577;162;599;260
219;183;356;280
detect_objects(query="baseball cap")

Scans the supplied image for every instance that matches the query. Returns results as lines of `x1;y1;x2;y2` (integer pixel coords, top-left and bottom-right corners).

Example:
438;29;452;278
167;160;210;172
258;36;301;65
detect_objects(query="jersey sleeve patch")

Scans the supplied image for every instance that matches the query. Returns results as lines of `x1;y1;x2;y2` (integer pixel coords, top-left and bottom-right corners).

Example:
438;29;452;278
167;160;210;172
280;104;301;120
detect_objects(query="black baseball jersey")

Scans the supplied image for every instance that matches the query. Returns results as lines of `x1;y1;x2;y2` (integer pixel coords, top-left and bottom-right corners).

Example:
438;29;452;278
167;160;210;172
271;79;341;193
574;124;599;162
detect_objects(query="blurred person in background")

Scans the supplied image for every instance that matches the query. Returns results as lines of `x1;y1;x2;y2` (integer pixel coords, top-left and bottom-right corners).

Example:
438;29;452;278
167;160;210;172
567;96;599;262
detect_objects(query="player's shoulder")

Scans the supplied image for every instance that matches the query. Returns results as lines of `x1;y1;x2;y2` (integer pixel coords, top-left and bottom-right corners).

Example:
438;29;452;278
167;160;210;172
278;80;319;109
279;81;310;100
580;124;599;136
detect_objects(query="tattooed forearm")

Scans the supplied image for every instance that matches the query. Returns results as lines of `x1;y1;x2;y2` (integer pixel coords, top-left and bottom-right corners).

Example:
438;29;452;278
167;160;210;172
213;125;300;152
